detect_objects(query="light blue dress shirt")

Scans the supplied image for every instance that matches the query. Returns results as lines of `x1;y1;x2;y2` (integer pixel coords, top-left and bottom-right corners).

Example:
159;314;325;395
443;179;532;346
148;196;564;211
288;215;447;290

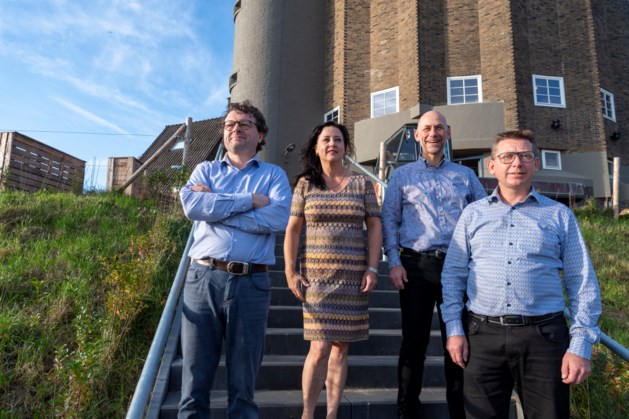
441;188;602;360
180;155;292;264
381;157;487;267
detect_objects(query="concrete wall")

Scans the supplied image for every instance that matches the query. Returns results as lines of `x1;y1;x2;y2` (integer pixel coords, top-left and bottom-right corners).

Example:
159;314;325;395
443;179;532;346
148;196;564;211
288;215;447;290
230;0;326;181
562;151;611;199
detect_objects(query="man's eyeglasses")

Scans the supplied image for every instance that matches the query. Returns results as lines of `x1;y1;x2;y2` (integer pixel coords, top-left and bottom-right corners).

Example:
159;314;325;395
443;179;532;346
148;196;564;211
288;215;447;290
495;151;536;164
222;119;257;131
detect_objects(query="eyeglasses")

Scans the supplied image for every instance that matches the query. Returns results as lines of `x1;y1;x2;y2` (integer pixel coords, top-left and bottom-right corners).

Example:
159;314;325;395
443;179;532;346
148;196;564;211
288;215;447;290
495;151;536;164
222;119;256;131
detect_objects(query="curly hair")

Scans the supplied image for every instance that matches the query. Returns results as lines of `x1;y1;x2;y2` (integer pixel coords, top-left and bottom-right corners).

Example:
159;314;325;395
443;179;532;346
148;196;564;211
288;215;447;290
225;100;268;151
295;121;354;189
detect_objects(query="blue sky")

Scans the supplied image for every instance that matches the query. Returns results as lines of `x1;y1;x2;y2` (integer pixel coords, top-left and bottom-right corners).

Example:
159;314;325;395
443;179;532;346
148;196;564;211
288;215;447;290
0;0;234;189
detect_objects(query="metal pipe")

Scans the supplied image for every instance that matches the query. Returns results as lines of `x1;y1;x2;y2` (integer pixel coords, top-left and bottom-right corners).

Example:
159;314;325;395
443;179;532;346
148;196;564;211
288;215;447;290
118;124;186;192
344;155;386;188
126;227;195;419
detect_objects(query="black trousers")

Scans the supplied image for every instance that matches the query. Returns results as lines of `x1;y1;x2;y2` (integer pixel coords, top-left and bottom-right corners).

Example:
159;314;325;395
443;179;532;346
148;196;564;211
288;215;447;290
397;252;465;419
464;315;570;419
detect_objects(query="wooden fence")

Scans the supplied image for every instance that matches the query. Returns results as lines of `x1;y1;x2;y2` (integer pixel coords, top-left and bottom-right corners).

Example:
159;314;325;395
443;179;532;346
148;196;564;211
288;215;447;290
0;131;85;193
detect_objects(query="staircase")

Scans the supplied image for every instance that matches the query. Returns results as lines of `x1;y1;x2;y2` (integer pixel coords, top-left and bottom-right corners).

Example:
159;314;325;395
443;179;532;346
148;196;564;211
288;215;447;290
154;234;452;418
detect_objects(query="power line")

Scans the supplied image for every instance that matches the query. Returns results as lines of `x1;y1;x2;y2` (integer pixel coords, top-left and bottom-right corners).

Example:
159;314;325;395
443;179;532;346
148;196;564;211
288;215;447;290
1;129;156;137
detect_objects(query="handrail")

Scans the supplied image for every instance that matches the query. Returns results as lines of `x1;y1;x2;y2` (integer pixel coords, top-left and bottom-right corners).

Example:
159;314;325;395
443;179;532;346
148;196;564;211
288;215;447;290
126;228;194;419
344;155;386;188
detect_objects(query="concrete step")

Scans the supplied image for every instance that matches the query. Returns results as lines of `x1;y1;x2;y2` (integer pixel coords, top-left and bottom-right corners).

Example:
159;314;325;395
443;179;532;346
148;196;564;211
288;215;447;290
167;355;447;392
159;387;453;419
263;328;444;357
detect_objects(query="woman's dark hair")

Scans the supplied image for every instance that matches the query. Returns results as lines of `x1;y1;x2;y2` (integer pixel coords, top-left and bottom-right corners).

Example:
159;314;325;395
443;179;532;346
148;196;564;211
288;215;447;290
295;121;354;189
226;100;268;151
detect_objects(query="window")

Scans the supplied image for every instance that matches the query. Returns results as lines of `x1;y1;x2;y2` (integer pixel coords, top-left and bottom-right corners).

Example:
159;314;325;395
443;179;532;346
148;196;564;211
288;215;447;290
600;88;616;121
170;137;184;151
324;107;340;123
541;150;562;170
447;75;482;105
533;75;565;107
371;87;399;118
229;71;238;93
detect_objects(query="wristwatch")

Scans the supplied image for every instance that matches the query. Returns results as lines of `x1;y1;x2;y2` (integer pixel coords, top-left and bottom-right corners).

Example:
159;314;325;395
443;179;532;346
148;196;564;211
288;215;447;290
367;266;378;274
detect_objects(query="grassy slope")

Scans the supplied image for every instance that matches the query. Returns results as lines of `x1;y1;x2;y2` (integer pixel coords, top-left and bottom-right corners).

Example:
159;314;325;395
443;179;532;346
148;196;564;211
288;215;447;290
0;191;189;418
570;203;628;418
0;192;626;418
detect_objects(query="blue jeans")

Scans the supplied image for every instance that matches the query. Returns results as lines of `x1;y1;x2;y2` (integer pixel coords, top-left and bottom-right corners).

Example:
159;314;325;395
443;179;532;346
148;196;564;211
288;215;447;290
178;262;271;419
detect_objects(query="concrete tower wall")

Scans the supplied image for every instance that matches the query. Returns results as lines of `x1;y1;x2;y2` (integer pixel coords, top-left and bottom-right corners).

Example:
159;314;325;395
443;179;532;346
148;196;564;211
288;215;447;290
230;0;326;180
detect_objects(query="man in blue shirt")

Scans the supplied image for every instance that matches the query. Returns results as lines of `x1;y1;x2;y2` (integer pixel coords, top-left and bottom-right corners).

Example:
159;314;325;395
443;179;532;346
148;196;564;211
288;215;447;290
381;110;487;419
178;101;292;418
441;130;601;419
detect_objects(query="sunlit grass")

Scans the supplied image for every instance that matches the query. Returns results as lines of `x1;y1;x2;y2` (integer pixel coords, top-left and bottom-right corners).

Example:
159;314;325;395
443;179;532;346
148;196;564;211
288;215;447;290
0;190;189;418
570;201;628;418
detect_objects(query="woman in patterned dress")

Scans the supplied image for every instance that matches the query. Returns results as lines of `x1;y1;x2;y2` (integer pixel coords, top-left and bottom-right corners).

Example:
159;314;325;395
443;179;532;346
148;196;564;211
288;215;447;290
284;121;382;419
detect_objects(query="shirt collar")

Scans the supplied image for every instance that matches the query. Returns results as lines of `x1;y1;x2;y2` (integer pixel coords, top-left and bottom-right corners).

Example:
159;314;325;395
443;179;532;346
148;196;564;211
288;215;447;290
488;186;541;205
417;155;446;169
220;153;261;169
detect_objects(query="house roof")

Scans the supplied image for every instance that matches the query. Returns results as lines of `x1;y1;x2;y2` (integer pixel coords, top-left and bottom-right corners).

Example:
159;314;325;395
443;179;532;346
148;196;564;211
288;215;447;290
139;117;223;173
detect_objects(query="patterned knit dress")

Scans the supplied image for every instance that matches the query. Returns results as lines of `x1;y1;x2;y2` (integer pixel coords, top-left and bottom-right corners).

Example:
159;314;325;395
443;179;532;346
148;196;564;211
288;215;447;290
290;173;381;342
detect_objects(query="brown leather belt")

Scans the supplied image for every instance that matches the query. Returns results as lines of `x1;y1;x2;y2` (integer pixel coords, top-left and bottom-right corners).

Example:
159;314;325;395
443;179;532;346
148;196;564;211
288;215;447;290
193;258;268;275
469;311;563;327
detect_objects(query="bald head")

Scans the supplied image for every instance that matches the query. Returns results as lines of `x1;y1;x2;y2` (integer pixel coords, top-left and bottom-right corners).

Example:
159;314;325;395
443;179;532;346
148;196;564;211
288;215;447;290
415;111;450;165
418;111;447;127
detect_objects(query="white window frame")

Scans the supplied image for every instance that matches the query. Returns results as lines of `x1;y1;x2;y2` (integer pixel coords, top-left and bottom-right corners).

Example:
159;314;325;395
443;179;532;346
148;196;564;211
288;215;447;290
170;138;184;151
541;150;562;170
324;106;340;123
532;75;566;108
371;86;399;118
600;88;616;122
447;75;483;105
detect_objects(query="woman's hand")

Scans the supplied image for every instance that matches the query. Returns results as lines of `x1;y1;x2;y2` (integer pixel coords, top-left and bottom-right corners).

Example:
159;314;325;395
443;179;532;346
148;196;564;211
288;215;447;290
360;270;378;293
285;271;309;302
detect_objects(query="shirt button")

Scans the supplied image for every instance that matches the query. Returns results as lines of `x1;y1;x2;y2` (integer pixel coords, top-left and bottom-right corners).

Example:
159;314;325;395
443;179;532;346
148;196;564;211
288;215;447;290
510;224;514;227
509;242;513;245
507;261;512;264
507;282;511;285
507;303;511;307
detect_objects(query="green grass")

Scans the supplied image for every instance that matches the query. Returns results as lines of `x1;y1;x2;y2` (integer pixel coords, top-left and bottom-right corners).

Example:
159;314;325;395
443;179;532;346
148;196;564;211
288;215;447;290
0;191;190;418
570;202;629;418
0;192;626;418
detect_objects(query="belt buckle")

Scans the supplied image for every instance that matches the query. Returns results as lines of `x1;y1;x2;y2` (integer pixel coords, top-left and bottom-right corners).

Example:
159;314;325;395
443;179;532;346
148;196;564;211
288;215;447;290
227;261;249;275
500;315;526;326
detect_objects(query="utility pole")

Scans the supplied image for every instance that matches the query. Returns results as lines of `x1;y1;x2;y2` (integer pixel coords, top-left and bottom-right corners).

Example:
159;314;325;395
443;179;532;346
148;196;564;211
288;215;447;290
182;117;192;167
613;157;620;220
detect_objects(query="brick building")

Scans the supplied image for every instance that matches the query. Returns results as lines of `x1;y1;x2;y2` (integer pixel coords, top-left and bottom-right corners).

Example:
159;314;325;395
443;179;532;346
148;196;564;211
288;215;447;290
228;0;628;201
